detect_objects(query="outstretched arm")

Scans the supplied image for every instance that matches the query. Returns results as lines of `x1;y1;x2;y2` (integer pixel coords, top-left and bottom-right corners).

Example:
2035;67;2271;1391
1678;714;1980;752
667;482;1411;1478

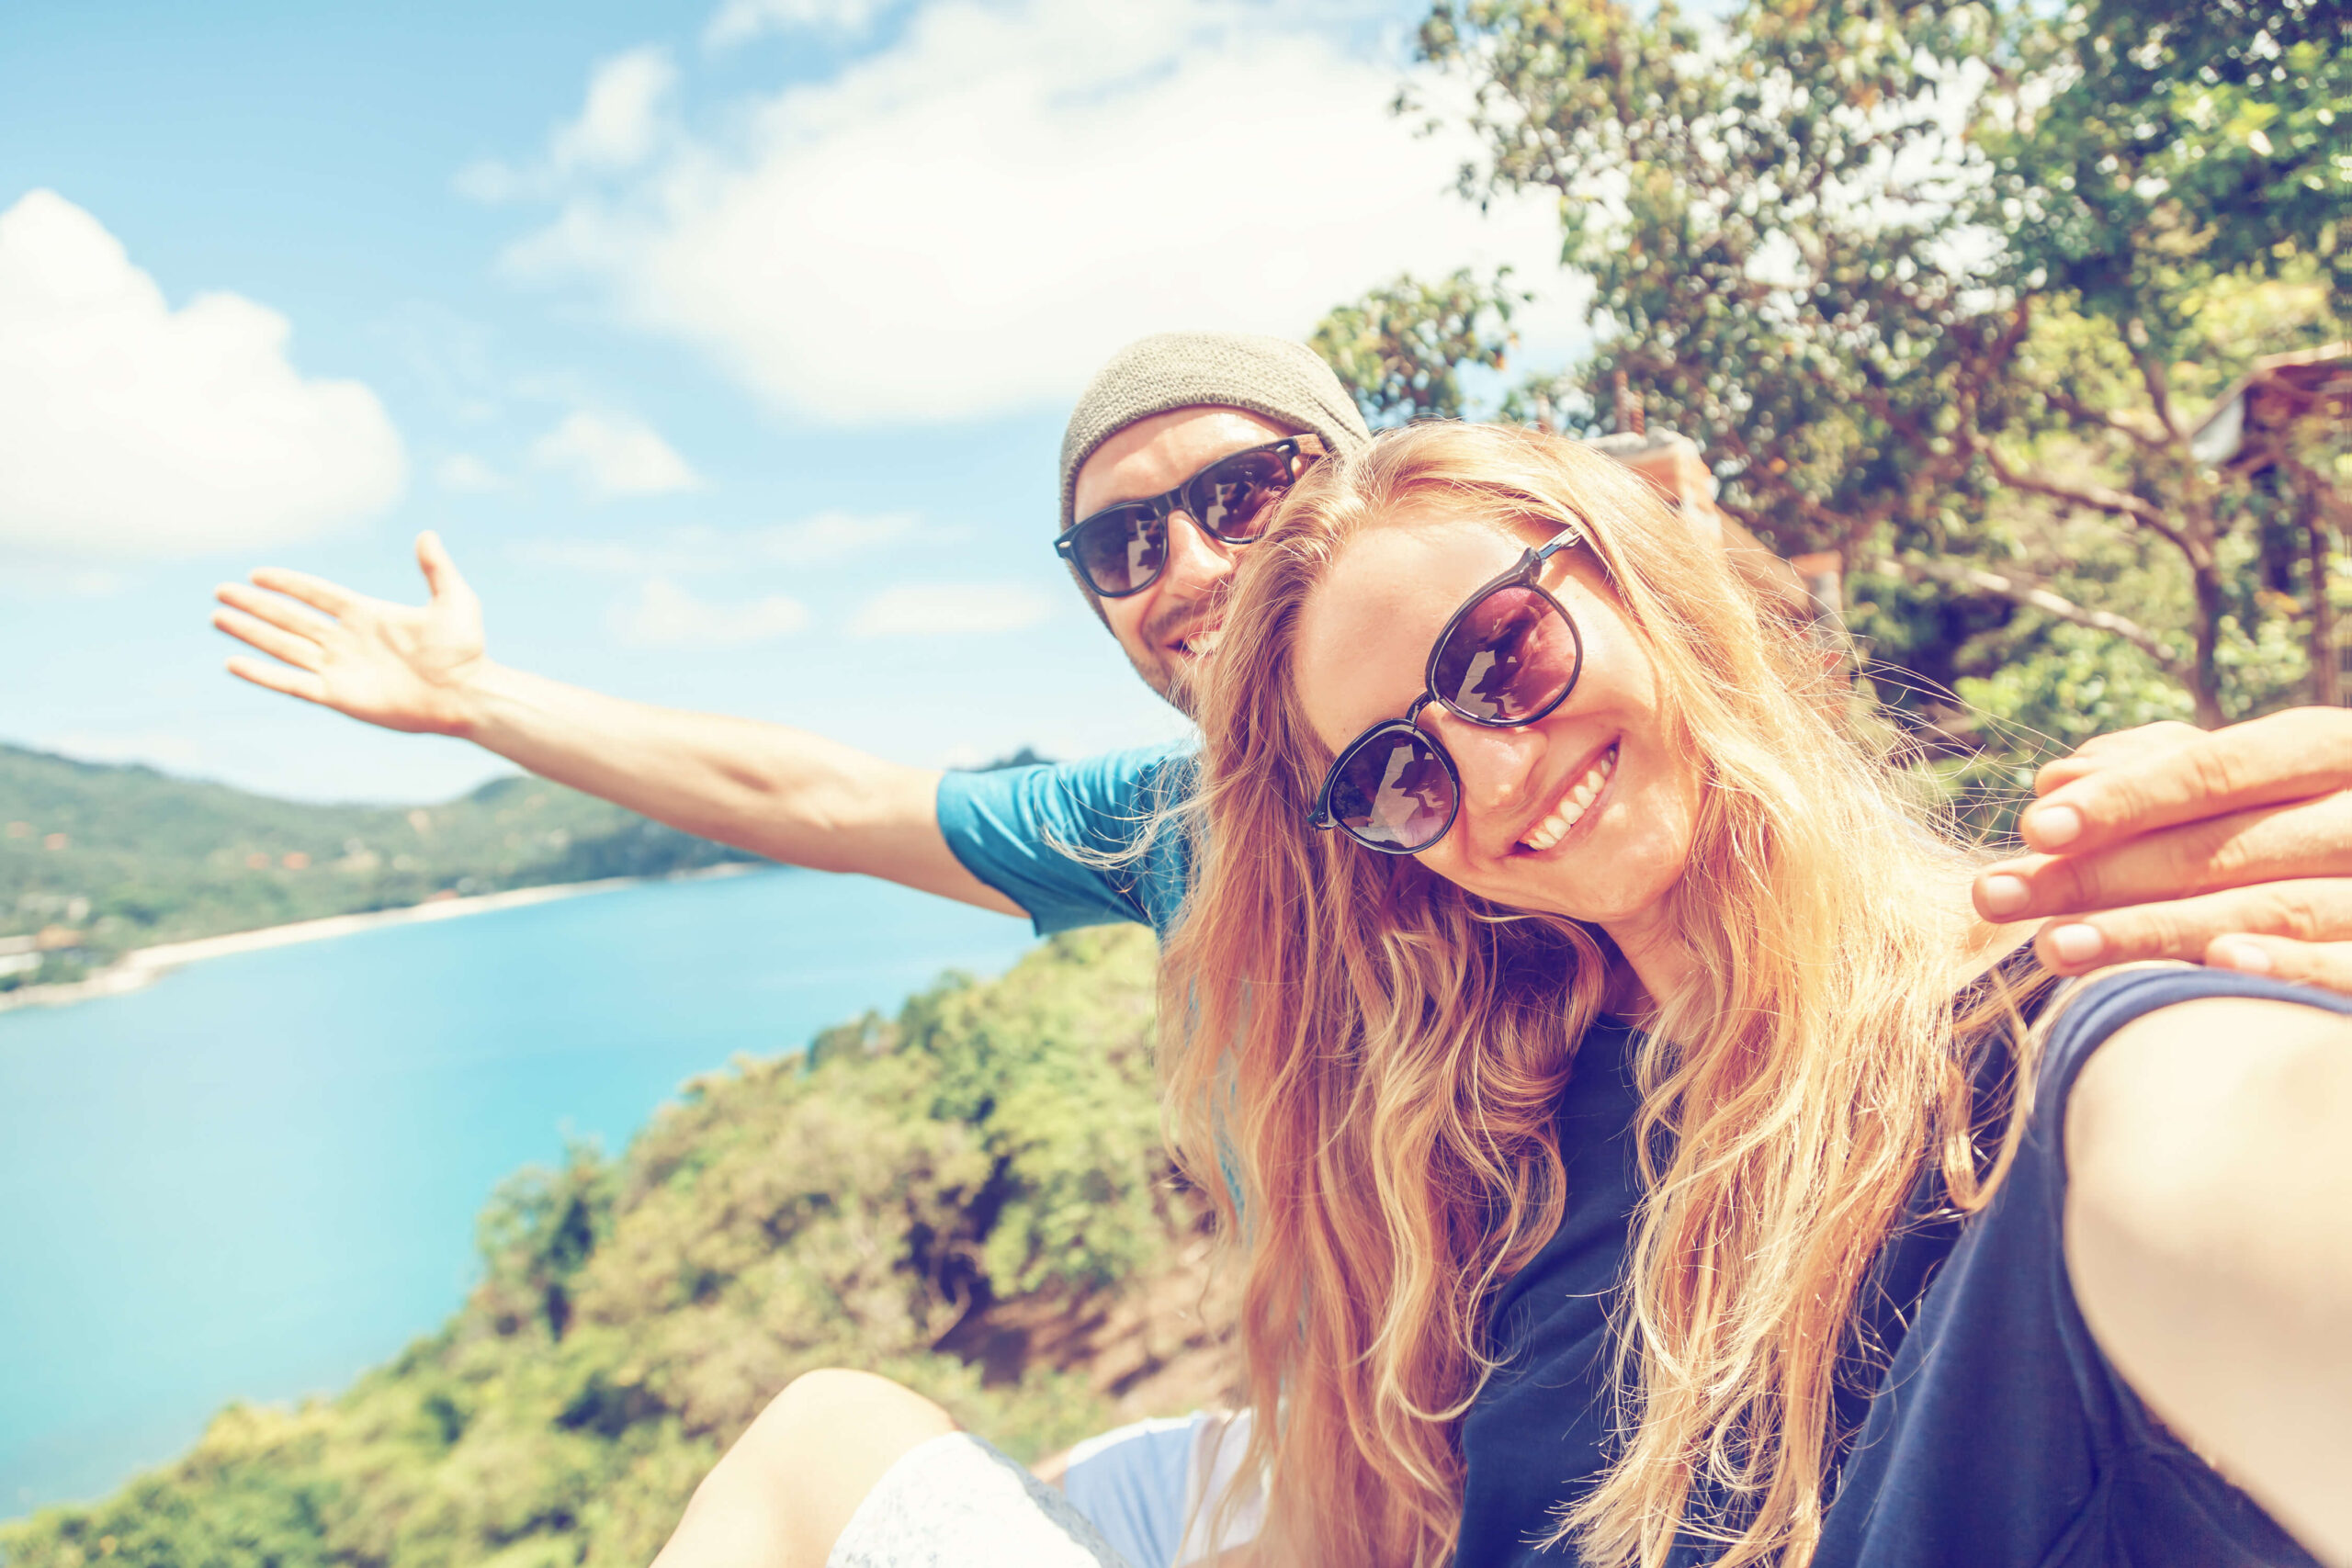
1973;710;2352;993
2066;995;2352;1564
213;532;1022;916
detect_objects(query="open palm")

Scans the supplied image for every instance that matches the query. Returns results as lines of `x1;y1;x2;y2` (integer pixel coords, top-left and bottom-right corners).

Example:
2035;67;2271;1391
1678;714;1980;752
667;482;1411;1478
213;532;488;736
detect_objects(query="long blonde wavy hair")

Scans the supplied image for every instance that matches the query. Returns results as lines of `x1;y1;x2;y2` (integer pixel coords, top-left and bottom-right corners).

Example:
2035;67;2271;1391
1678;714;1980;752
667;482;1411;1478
1157;423;2036;1568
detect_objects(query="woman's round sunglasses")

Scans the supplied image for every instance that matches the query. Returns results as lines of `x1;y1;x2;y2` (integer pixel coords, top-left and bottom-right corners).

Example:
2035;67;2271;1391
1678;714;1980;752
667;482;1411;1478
1308;529;1587;855
1055;436;1326;598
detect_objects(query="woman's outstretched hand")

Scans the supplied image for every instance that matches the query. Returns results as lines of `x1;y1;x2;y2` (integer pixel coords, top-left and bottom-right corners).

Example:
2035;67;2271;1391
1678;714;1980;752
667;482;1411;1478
1973;709;2352;994
213;531;488;737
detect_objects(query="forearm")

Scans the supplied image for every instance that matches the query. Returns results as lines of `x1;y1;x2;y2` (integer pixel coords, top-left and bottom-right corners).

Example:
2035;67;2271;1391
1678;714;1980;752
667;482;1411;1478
455;662;1017;911
2067;998;2352;1562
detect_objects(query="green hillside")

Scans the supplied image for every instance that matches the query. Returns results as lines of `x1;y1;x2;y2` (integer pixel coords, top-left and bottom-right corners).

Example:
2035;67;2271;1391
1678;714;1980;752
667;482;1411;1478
0;746;763;984
0;924;1215;1567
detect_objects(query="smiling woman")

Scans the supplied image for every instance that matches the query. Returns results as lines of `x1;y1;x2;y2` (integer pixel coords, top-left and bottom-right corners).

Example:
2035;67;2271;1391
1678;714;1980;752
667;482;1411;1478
1154;421;2352;1568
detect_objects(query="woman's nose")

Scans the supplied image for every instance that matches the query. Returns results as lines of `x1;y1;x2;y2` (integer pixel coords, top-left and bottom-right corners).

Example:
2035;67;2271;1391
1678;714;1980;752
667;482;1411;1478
1427;713;1545;821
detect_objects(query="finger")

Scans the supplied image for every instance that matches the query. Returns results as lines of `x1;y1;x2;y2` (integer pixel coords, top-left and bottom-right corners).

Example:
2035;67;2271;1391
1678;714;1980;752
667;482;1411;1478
2206;934;2352;998
415;530;472;601
248;566;361;618
224;655;329;705
210;607;324;671
2023;878;2352;975
1978;794;2352;920
2016;706;2352;855
215;581;337;638
2031;721;2206;794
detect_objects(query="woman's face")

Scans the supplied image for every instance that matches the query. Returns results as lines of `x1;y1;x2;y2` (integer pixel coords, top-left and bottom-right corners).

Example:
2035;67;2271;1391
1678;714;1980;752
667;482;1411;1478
1294;510;1704;930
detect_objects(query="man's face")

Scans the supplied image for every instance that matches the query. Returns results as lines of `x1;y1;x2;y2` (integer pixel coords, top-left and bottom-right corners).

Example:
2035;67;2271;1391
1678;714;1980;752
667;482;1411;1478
1070;405;1295;713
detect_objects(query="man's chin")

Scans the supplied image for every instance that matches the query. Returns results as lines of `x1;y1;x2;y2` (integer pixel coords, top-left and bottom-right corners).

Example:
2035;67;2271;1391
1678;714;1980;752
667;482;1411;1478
1132;649;1204;718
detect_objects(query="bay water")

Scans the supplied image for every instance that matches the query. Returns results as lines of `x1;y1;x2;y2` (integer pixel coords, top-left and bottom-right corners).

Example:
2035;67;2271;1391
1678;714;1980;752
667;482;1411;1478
0;868;1038;1518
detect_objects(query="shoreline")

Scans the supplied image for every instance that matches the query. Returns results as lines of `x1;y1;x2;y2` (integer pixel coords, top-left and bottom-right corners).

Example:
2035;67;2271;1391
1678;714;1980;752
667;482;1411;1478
0;863;763;1016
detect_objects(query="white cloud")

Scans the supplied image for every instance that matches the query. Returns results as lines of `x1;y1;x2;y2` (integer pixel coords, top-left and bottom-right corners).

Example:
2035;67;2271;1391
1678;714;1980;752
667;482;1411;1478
554;49;678;175
613;576;809;647
707;0;886;47
436;453;509;492
496;0;1582;425
851;581;1051;637
458;48;678;201
531;410;702;497
514;510;916;572
0;189;405;558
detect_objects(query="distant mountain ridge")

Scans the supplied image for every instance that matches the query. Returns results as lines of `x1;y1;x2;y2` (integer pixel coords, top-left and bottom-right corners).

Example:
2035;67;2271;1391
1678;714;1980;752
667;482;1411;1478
0;745;762;983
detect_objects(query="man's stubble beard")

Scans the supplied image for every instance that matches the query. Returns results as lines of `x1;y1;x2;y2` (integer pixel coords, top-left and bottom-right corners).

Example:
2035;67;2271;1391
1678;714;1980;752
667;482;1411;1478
1130;578;1232;721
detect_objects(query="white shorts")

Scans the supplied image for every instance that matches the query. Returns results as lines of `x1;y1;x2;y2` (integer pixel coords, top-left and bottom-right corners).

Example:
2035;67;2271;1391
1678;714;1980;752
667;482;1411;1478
828;1411;1261;1568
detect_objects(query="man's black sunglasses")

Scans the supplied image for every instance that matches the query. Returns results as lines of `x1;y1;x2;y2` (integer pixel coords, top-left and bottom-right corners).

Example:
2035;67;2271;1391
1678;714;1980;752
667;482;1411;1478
1308;530;1586;855
1056;435;1327;599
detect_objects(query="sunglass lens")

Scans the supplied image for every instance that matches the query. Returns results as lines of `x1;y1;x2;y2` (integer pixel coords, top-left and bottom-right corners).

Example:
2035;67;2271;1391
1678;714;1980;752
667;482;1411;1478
1329;728;1456;852
1187;448;1293;540
1072;507;1165;595
1433;586;1580;723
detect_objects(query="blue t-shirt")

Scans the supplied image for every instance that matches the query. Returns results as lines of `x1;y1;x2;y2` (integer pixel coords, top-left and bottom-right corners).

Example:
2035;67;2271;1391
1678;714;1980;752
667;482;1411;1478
1456;966;2349;1567
933;742;1195;938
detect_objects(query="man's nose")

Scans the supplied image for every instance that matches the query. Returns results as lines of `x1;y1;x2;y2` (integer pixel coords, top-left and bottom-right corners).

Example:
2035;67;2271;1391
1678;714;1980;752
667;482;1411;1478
1159;513;1237;600
1426;712;1545;820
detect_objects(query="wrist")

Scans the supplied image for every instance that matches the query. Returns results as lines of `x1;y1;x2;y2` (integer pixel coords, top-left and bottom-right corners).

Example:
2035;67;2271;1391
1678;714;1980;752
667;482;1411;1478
443;658;516;744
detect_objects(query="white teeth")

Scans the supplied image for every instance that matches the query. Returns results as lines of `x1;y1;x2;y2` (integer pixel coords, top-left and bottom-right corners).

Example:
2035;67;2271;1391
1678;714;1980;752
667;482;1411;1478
1517;747;1617;853
1182;627;1224;657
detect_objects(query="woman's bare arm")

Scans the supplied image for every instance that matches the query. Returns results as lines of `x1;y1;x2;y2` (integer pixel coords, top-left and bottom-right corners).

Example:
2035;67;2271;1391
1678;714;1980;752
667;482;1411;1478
2065;996;2352;1564
213;532;1021;915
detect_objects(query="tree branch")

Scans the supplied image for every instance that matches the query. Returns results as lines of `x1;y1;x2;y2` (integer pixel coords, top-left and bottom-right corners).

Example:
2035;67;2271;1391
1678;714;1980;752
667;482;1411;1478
2130;335;2183;442
1984;449;2194;556
1872;555;2193;682
2045;386;2169;451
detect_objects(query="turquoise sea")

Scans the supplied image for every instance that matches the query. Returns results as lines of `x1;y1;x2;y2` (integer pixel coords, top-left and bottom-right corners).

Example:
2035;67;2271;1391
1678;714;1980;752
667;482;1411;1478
0;868;1038;1518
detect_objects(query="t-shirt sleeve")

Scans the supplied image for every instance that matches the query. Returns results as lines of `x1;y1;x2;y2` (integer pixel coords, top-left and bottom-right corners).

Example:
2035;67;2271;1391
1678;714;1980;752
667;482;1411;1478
2035;965;2352;1554
933;743;1195;939
1818;964;2351;1567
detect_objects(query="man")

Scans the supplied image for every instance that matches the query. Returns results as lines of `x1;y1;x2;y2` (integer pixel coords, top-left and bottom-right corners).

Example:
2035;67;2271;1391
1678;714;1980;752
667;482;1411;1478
210;329;2352;986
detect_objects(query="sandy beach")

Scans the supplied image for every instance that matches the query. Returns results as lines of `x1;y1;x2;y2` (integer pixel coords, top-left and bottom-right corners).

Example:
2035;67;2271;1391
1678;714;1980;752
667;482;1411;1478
0;863;760;1015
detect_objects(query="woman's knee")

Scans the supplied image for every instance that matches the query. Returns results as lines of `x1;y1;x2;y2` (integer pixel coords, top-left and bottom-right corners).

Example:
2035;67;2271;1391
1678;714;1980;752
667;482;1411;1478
748;1363;950;1476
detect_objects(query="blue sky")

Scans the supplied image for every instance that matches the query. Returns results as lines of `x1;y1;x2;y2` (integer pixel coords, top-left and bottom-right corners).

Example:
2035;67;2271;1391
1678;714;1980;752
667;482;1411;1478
0;0;1596;804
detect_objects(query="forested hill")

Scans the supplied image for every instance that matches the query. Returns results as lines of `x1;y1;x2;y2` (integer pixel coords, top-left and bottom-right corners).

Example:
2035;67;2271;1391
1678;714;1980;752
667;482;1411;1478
0;925;1225;1567
0;744;761;977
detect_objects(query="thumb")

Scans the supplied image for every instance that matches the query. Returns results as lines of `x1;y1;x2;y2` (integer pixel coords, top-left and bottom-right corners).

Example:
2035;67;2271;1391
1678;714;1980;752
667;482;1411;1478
2206;933;2352;999
416;531;471;601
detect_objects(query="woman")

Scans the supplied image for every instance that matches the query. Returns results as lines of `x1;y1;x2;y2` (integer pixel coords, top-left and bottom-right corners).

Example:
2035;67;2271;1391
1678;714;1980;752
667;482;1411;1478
1158;422;2351;1567
659;423;2351;1568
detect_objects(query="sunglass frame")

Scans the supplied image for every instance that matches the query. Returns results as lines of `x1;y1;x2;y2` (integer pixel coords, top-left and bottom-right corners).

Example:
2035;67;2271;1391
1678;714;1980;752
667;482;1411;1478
1054;435;1324;599
1308;529;1586;855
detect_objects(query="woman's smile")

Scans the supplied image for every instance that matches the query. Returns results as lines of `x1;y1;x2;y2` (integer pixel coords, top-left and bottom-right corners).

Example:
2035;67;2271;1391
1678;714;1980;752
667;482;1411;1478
1514;738;1619;855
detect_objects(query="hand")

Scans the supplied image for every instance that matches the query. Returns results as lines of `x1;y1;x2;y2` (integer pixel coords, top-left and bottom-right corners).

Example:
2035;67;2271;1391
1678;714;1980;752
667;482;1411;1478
213;531;489;737
1972;709;2352;994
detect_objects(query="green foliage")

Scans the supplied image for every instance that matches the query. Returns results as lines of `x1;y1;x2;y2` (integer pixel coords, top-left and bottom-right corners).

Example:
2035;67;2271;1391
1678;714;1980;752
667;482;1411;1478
1310;267;1527;426
1955;621;2199;755
0;746;761;965
0;927;1184;1568
1315;0;2346;759
1986;0;2349;347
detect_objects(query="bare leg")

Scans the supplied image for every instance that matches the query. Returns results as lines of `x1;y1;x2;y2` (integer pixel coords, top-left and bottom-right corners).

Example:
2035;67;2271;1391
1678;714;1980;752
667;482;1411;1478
651;1369;956;1568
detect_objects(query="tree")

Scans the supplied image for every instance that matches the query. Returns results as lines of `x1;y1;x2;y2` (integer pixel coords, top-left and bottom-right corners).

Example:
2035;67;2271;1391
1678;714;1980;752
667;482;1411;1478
1308;267;1525;425
1325;0;2348;734
1973;0;2351;719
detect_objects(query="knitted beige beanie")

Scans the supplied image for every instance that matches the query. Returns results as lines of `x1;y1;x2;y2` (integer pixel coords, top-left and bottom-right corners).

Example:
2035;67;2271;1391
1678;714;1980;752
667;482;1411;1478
1057;331;1374;536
